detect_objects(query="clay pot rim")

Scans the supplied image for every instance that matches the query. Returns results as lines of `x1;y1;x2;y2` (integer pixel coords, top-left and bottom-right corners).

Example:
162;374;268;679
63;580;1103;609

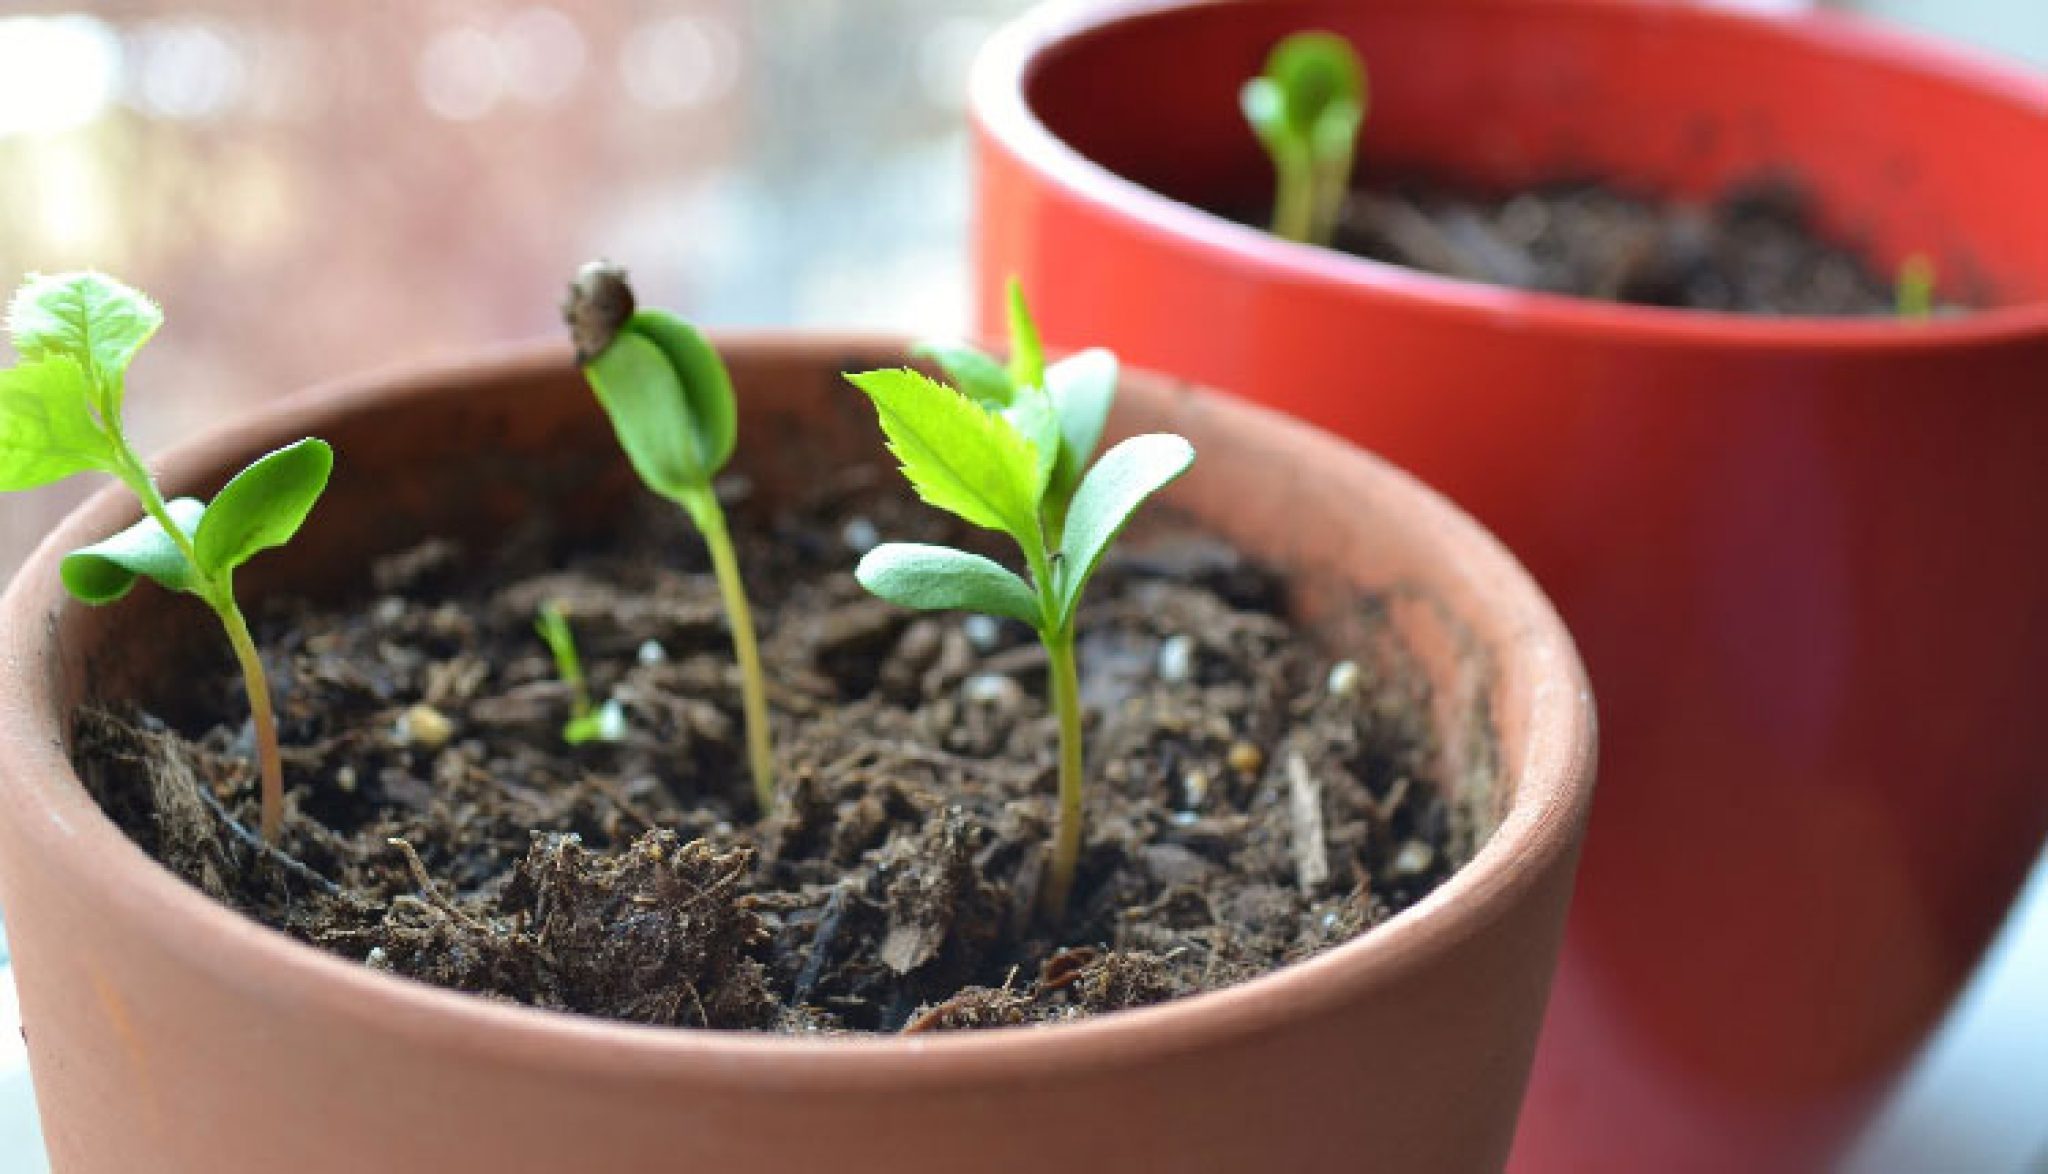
0;337;1593;1085
971;0;2048;349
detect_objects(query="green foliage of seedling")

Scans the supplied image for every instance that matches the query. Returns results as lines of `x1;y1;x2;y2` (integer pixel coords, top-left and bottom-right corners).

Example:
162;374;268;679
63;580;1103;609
910;281;1119;546
1897;253;1936;320
563;261;774;810
1241;31;1367;247
1;271;333;844
849;293;1194;921
535;601;626;746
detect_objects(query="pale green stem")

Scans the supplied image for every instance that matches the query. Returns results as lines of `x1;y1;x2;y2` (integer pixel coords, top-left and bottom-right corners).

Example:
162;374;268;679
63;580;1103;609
684;489;776;814
1040;628;1084;923
1270;145;1316;245
111;444;287;843
1310;139;1355;248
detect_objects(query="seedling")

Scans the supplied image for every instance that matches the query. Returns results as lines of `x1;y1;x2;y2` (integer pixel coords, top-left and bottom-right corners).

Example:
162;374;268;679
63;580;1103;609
0;271;332;843
1241;31;1368;247
1896;253;1936;319
535;601;625;746
851;284;1195;921
562;261;774;811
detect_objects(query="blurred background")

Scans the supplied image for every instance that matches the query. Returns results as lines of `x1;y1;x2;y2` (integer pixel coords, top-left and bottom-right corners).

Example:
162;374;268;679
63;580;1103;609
0;1;2042;1170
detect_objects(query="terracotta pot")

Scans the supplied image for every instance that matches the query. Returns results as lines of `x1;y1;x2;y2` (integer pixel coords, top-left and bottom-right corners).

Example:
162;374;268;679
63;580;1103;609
970;3;2048;1171
0;339;1593;1172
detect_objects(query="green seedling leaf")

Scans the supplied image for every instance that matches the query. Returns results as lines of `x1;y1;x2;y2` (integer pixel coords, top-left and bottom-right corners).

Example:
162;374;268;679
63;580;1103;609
855;542;1044;628
195;438;333;577
911;340;1014;407
848;367;1046;538
1243;31;1367;246
61;496;206;603
7;271;162;419
625;310;737;475
0;357;113;491
583;330;713;500
564;698;627;746
1005;278;1045;390
1003;382;1061;501
1261;31;1365;144
1045;348;1117;507
1055;434;1195;627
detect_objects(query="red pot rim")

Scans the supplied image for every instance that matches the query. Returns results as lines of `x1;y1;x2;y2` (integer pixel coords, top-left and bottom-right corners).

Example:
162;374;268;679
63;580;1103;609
0;339;1593;1087
971;0;2048;351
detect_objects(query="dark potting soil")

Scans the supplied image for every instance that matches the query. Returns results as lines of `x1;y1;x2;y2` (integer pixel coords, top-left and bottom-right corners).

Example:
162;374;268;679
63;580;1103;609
1257;175;1950;316
74;472;1469;1034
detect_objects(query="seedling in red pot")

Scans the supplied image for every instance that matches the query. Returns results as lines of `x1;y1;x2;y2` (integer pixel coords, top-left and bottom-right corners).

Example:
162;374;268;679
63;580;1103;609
1241;31;1368;247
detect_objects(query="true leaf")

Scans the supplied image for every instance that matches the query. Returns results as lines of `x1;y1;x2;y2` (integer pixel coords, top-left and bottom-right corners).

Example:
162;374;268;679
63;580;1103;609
911;340;1014;407
0;357;112;491
1045;348;1118;505
624;309;737;475
1055;434;1195;627
847;368;1045;538
855;542;1043;628
1005;278;1044;390
1002;382;1060;501
6;272;162;418
195;438;333;575
61;496;206;603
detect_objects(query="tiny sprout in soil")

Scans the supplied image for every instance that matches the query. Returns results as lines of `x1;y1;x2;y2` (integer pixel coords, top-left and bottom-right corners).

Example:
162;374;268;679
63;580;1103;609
854;280;1195;921
535;600;626;746
1241;31;1368;248
0;271;332;843
563;261;775;812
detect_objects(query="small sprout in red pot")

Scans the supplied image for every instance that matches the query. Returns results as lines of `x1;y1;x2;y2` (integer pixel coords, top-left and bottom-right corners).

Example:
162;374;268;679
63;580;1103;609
1896;253;1937;319
850;283;1195;921
1241;31;1368;247
563;261;775;811
1;271;332;843
535;600;626;746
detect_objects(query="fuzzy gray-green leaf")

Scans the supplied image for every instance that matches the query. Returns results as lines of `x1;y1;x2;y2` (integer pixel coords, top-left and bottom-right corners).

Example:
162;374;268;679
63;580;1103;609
1055;434;1195;628
61;497;205;604
195;438;333;576
856;542;1043;628
1045;348;1118;507
0;356;112;491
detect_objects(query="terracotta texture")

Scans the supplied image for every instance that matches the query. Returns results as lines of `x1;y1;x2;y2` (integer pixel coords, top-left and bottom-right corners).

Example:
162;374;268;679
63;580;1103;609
969;2;2048;1171
0;340;1593;1173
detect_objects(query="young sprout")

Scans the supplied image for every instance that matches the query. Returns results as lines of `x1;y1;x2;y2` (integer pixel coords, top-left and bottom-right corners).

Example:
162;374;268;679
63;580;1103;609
0;272;332;843
852;283;1194;921
535;601;626;746
1897;253;1937;319
1241;31;1368;247
562;261;774;811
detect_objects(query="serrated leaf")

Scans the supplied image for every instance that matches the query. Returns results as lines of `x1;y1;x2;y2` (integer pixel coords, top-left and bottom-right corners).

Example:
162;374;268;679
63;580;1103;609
856;543;1043;628
911;340;1014;407
1045;348;1118;508
625;310;736;475
194;438;333;576
1005;278;1044;390
61;497;205;604
847;368;1045;539
7;272;162;419
0;356;112;491
1055;434;1195;628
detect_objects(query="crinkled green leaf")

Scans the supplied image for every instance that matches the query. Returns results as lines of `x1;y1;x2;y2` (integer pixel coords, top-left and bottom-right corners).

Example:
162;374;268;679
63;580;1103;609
847;368;1045;539
0;356;112;491
855;542;1043;628
1055;434;1195;628
625;309;737;474
194;438;333;576
1005;278;1044;390
7;272;162;418
1045;348;1118;509
911;340;1014;407
61;497;205;604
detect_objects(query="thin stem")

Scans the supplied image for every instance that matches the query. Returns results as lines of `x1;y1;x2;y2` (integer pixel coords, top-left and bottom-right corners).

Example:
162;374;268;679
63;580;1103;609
1310;140;1354;248
1270;146;1316;244
217;593;284;844
1040;629;1084;924
684;489;775;814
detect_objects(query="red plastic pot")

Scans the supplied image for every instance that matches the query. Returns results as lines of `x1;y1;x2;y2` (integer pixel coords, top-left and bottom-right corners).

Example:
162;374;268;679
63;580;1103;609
971;2;2048;1171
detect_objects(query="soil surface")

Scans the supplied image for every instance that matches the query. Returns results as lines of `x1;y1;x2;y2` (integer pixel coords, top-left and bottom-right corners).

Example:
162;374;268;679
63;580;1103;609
75;474;1466;1034
1254;175;1959;316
